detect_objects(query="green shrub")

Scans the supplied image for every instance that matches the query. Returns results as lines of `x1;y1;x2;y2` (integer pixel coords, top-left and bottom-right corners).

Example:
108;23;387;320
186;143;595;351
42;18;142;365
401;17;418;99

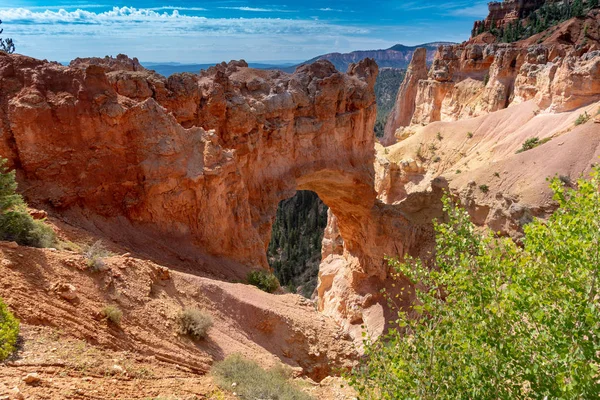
102;305;122;325
212;354;312;400
467;131;473;138
479;184;490;193
416;146;423;160
0;297;19;361
516;136;551;154
57;240;82;252
247;270;280;293
436;132;443;141
83;240;109;272
517;137;540;153
0;159;56;248
493;172;500;178
350;167;600;399
575;111;590;126
177;308;213;340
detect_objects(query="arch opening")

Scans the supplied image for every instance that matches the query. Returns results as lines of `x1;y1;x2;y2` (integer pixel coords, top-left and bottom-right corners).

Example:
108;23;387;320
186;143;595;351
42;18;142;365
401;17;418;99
267;190;328;298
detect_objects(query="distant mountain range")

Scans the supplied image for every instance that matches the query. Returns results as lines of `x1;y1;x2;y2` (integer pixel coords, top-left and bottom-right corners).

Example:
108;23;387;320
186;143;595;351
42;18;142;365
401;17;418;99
141;62;298;77
141;42;454;77
294;42;454;73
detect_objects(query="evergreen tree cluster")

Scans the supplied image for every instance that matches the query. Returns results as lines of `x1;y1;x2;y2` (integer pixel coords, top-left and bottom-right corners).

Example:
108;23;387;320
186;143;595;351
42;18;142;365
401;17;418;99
374;68;406;138
0;159;55;248
267;191;328;297
472;0;599;43
0;20;15;54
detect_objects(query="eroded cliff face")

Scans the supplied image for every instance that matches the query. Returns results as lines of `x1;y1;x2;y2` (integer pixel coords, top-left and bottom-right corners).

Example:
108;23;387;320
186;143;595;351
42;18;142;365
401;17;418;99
0;52;438;340
382;48;429;146
384;10;600;145
472;0;548;34
0;54;375;268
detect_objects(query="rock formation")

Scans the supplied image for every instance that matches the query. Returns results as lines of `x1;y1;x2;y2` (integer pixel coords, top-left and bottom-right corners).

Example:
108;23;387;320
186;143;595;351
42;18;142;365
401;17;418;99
1;8;598;344
472;0;548;34
70;53;147;72
0;51;442;339
383;9;600;145
382;48;429;146
0;53;373;268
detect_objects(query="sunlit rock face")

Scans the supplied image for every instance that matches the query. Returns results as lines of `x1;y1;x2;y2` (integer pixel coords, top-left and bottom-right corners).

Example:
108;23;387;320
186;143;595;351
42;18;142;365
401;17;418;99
2;52;438;339
384;10;600;145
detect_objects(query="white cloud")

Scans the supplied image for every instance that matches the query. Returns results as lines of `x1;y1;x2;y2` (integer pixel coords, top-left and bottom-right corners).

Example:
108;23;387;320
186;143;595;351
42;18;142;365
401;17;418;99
0;6;374;62
218;7;296;13
0;7;366;35
0;4;110;10
148;6;208;11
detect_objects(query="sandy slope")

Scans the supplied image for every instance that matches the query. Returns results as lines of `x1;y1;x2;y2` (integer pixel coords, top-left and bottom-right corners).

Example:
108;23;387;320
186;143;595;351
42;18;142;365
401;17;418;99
0;218;358;399
381;100;600;234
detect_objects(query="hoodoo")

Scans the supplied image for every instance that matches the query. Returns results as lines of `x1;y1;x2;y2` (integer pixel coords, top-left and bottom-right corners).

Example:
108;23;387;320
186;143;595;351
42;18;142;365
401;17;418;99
1;1;600;397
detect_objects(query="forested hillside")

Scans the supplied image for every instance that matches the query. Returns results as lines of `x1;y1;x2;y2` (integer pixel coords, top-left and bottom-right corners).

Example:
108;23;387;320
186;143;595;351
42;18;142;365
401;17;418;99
267;191;328;297
473;0;599;42
374;68;406;138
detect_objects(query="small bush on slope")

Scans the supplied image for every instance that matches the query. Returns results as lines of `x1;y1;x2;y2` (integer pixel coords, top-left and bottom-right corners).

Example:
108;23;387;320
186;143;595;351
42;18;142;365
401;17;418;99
212;354;312;400
83;239;110;272
575;111;590;125
102;305;122;325
247;270;280;293
0;158;56;248
516;136;552;153
350;167;600;399
177;308;213;340
0;297;19;361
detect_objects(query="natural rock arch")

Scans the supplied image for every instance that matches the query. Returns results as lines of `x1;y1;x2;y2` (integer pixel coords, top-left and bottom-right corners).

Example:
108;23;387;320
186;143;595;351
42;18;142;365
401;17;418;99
0;53;448;338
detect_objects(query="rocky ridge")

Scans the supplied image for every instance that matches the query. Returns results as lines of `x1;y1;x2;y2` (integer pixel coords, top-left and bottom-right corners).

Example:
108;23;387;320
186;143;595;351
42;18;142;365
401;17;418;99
472;0;549;34
296;42;449;73
383;9;600;145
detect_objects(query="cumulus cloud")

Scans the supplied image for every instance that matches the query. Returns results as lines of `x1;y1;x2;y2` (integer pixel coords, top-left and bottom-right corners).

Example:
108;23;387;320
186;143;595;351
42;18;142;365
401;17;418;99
0;7;367;36
148;6;208;11
0;6;377;62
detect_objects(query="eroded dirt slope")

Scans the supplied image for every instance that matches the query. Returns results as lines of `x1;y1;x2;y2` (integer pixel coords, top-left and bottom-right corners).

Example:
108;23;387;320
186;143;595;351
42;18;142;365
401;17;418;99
0;217;358;399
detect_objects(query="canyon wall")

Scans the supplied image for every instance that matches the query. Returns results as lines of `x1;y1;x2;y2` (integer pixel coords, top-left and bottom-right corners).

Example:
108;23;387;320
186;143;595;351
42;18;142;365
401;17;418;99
0;53;440;338
0;54;376;269
382;48;429;146
384;9;600;145
472;0;548;33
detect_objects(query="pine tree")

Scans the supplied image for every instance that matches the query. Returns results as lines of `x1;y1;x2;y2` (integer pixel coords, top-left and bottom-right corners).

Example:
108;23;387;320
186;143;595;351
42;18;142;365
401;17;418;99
0;160;22;213
572;0;585;16
0;159;55;247
0;20;15;54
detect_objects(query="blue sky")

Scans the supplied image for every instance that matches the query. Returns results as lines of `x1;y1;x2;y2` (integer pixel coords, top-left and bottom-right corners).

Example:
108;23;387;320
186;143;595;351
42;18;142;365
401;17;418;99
0;1;490;63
